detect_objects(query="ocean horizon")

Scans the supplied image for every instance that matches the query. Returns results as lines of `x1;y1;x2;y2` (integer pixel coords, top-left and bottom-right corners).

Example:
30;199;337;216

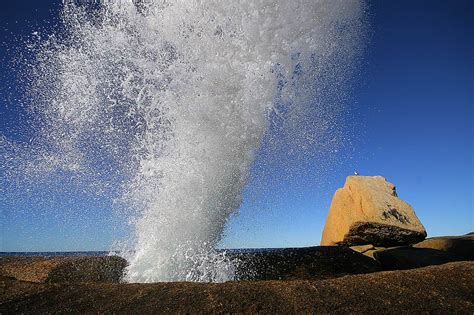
0;248;288;257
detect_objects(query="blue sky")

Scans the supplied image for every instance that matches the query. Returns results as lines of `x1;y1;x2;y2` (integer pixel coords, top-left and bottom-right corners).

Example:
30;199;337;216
1;0;473;251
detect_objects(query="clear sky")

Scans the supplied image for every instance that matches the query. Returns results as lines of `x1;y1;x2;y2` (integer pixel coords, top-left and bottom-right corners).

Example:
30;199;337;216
1;0;473;251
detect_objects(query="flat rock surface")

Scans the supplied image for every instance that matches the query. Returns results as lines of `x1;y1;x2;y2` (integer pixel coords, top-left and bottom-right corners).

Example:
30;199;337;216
0;247;380;283
321;176;426;247
0;256;127;283
1;262;473;314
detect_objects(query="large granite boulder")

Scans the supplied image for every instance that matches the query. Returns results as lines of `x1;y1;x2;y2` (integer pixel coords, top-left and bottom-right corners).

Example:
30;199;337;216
228;246;381;280
0;256;127;283
321;176;426;247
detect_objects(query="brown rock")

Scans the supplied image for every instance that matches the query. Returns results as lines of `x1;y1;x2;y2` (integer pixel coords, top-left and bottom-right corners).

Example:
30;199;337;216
363;249;378;259
321;176;426;247
349;244;387;259
413;234;474;260
373;246;467;270
0;256;127;283
1;262;473;314
349;244;376;253
229;246;381;280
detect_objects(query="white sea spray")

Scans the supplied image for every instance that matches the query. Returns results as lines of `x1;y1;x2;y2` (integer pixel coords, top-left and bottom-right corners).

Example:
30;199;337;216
1;0;367;282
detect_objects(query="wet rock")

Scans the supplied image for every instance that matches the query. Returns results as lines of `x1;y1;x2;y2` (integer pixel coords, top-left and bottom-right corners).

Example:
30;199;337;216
321;176;426;247
229;246;381;280
0;256;127;283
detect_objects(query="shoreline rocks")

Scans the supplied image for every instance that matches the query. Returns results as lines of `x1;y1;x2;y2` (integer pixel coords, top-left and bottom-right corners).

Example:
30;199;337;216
1;174;471;313
1;262;473;313
230;246;380;280
413;234;474;260
0;256;127;283
0;247;380;284
373;246;468;270
348;234;474;270
321;176;426;247
320;175;473;271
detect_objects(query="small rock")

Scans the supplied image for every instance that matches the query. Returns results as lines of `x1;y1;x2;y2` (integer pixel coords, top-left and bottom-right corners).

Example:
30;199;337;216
363;249;378;259
349;244;388;259
350;244;376;254
321;176;426;247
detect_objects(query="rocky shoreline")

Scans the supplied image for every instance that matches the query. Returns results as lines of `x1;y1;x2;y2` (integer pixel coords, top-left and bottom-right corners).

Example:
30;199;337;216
2;176;473;313
1;236;473;314
1;233;472;284
1;262;473;313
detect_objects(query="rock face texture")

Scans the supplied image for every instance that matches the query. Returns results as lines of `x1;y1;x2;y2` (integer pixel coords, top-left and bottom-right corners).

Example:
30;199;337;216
0;256;127;283
321;176;426;247
1;262;473;314
413;234;474;260
0;248;379;284
348;234;473;270
373;246;466;270
229;246;381;280
349;244;385;259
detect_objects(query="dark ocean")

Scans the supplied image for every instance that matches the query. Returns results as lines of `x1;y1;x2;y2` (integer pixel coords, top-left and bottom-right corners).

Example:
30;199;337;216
0;248;282;257
0;251;112;257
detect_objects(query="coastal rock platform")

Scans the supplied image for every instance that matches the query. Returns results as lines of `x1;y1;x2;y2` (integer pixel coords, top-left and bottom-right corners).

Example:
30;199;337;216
1;262;473;314
230;246;381;280
0;256;126;283
0;246;381;284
